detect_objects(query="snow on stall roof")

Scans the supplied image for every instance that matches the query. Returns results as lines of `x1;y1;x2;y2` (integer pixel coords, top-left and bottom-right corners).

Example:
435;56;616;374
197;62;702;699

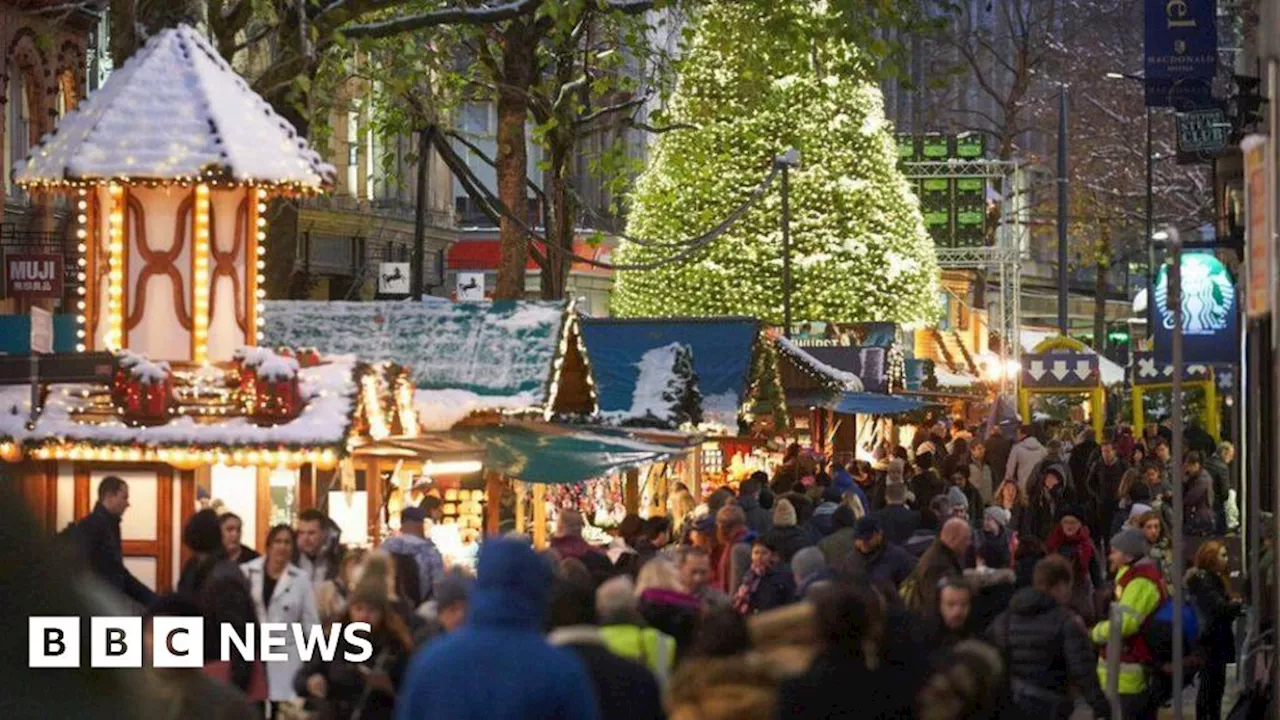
1020;328;1125;386
16;25;333;188
775;337;865;391
0;357;358;448
414;389;541;432
265;300;569;401
934;367;979;389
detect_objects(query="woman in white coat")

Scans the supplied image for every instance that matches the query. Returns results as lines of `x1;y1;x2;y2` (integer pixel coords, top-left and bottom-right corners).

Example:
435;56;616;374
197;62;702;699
242;523;319;715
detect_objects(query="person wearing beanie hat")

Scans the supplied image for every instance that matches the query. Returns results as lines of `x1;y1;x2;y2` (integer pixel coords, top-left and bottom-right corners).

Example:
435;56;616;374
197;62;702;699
1046;504;1104;622
978;506;1014;573
764;499;809;563
983;506;1011;531
945;485;970;520
397;539;599;720
1128;503;1154;524
948;472;984;525
1089;526;1167;717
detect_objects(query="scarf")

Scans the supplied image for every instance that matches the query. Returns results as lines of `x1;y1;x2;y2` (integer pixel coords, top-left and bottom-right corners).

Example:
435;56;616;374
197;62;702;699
732;567;766;615
1046;524;1095;584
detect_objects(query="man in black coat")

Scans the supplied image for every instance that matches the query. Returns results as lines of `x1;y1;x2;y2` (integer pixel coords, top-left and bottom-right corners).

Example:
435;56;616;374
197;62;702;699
874;481;919;547
545;579;664;720
737;473;772;536
848;516;916;591
1085;441;1129;543
65;476;156;606
986;555;1110;720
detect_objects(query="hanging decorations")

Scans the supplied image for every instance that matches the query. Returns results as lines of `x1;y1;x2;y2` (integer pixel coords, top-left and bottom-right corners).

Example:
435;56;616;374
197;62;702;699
116;356;174;425
254;352;302;424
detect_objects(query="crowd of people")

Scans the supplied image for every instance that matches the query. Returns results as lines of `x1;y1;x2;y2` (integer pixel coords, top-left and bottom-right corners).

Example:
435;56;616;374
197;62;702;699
56;415;1249;719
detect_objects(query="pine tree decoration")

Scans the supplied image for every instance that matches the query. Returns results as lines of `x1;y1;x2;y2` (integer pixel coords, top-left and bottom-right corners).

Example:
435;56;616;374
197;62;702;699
611;0;940;326
621;342;703;429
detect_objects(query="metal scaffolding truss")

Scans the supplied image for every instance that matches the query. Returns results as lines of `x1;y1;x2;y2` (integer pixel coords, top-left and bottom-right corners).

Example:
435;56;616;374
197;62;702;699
901;159;1029;390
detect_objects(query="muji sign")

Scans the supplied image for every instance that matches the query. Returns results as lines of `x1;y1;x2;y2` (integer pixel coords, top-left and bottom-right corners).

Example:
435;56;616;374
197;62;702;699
5;253;64;298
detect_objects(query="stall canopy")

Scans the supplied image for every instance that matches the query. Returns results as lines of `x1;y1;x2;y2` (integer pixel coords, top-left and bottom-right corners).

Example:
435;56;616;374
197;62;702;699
459;424;681;484
801;391;932;416
580;317;759;427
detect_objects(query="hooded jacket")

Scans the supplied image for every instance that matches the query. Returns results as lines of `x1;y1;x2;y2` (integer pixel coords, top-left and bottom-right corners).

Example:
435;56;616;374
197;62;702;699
1183;468;1216;533
395;540;598;720
855;540;917;590
987;588;1110;718
963;567;1017;633
1005;436;1047;491
874;504;920;547
738;494;773;536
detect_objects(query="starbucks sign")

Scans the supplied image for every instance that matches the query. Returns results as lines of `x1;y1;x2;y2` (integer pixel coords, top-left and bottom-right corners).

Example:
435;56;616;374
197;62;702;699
1152;252;1239;365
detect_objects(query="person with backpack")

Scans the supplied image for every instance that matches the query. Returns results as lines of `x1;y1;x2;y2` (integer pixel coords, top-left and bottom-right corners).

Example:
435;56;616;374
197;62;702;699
1090;527;1167;720
379;507;444;606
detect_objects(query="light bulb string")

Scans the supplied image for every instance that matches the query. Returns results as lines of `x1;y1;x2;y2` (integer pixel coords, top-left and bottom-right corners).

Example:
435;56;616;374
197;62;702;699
430;128;781;271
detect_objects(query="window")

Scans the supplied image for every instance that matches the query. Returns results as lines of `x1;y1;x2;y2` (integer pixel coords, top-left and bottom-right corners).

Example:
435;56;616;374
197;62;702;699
6;72;30;197
459;102;491;136
346;108;359;195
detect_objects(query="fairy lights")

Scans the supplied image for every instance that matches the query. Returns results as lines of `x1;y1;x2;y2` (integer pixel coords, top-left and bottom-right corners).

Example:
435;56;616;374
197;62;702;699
22;442;342;468
362;368;390;440
74;189;89;352
192;184;211;363
253;187;267;344
104;184;125;350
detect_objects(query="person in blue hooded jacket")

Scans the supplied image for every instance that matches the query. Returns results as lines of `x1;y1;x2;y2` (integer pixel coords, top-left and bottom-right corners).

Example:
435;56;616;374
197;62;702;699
395;538;599;720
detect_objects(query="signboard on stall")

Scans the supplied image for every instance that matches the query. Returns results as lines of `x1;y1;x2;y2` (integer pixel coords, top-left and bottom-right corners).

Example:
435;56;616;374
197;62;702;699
5;253;63;298
456;272;485;301
1144;0;1217;108
377;262;410;296
1152;252;1239;363
1243;135;1271;317
29;307;52;353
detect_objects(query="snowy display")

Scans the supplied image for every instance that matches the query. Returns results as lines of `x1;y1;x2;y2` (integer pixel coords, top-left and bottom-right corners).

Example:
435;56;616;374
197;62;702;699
611;0;941;326
15;25;332;188
775;336;865;391
265;300;584;428
606;342;703;429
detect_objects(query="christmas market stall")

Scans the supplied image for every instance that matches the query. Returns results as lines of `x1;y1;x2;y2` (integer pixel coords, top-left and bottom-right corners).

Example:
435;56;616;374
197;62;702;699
1129;351;1220;440
0;24;484;591
265;297;599;554
774;334;933;462
1018;335;1107;440
580;317;789;499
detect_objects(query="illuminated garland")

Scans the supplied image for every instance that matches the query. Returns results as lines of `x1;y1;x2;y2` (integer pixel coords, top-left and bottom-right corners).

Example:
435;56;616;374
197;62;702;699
192;184;211;363
254;187;268;343
74;188;89;352
104;184;125;350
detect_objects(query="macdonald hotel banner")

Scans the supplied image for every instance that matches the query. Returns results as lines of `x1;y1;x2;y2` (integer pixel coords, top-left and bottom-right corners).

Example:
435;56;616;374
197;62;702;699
1144;0;1216;108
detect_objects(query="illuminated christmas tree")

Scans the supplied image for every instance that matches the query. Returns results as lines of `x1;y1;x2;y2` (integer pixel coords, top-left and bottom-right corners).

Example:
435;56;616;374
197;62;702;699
611;0;941;326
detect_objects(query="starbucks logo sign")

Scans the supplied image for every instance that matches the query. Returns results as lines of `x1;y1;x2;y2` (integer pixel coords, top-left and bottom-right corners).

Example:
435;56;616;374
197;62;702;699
1154;253;1235;336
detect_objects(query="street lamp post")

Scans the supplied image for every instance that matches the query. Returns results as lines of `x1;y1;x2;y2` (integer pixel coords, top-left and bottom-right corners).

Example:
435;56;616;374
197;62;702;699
1155;226;1186;720
776;149;801;338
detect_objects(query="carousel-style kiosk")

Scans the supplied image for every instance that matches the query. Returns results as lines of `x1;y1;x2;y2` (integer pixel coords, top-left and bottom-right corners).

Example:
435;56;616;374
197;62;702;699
1018;335;1105;440
0;25;457;592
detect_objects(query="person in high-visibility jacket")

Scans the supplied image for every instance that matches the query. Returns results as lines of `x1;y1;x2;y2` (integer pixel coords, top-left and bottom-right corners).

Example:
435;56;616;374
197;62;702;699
1091;527;1167;720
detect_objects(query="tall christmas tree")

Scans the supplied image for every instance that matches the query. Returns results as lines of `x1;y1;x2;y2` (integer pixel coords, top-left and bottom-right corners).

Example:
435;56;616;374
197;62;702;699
611;0;941;326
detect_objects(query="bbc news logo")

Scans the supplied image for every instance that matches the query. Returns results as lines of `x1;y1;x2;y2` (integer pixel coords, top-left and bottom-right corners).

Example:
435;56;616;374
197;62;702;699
29;617;372;668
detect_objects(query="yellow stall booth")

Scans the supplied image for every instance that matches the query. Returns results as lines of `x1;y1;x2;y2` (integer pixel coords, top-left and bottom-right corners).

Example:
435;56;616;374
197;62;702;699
1018;336;1105;440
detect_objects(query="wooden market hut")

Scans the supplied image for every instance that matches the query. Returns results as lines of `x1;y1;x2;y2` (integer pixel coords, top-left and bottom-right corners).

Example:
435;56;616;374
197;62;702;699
0;25;484;592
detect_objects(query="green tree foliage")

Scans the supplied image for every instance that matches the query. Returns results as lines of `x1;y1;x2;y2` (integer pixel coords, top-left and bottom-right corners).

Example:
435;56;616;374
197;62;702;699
610;0;941;326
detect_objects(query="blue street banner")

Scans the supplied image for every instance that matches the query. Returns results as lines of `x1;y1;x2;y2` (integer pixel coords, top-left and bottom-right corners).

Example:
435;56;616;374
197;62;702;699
1144;0;1217;108
1152;252;1240;365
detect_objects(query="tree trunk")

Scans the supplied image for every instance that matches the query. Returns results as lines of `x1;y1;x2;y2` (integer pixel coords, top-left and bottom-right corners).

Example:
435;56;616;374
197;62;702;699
1093;224;1111;355
541;140;573;300
493;20;538;300
110;0;202;62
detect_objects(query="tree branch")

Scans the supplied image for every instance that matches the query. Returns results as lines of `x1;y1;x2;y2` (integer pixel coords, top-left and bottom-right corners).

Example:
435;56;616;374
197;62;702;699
340;0;541;39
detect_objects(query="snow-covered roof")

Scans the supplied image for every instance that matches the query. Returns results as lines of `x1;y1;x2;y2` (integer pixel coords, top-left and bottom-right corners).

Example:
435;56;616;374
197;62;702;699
0;356;360;453
934;367;981;389
1020;328;1125;386
775;336;865;391
266;299;576;412
16;24;333;189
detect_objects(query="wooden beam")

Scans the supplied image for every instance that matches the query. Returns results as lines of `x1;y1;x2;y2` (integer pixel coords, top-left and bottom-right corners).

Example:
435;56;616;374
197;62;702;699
255;466;271;551
531;483;547;548
624;468;640;516
366;457;382;547
73;465;90;519
514;481;526;535
298;463;315;510
484;471;503;537
178;469;195;571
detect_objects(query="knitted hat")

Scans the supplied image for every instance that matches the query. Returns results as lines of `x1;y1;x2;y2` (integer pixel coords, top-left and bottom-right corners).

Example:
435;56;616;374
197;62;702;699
1110;528;1148;559
434;570;472;610
947;485;969;510
983;506;1011;529
1129;503;1154;521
